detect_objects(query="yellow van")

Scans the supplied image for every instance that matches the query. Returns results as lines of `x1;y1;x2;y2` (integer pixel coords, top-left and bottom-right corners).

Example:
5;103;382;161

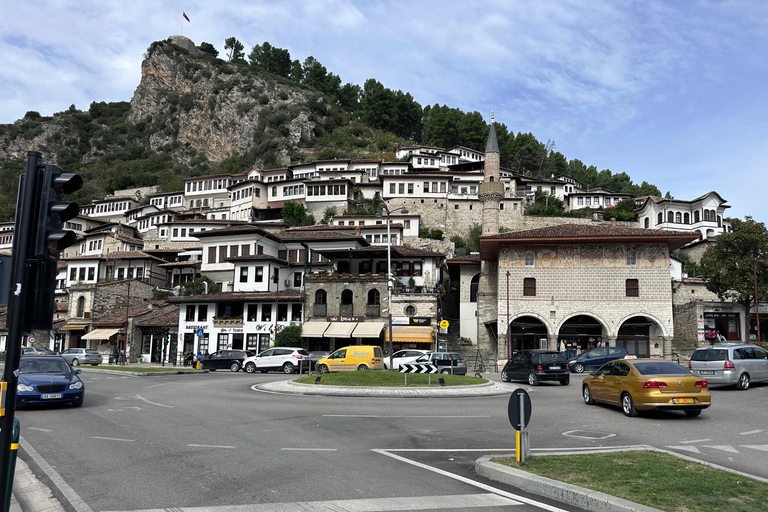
316;345;384;373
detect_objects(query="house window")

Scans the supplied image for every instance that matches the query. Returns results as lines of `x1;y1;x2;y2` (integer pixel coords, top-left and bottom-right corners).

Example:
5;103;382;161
217;334;229;351
198;305;208;322
684;213;690;224
293;272;302;287
644;218;650;228
626;251;637;265
186;305;195;322
578;197;584;206
87;268;95;280
626;279;639;297
247;304;258;322
341;289;353;305
367;289;380;305
694;211;700;223
246;334;259;351
524;252;535;266
208;247;217;264
657;212;663;225
440;182;446;193
405;305;416;316
499;202;504;210
261;304;272;322
389;183;395;194
398;183;405;194
432;182;438;193
292;304;302;321
470;274;480;302
523;278;536;297
255;267;264;282
70;268;76;281
423;181;430;191
404;220;410;229
407;183;414;194
117;268;124;279
240;266;249;283
675;212;682;223
668;211;674;223
315;290;327;305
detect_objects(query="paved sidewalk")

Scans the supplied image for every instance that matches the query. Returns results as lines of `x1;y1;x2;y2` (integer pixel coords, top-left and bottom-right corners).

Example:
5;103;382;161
256;378;513;397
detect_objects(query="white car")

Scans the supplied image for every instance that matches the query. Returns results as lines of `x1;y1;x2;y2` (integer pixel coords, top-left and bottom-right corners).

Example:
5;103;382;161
243;347;311;374
384;349;429;370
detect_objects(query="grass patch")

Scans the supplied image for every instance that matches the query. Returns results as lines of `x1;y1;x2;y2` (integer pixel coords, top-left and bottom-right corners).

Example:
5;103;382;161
294;371;487;387
496;451;768;512
83;366;195;373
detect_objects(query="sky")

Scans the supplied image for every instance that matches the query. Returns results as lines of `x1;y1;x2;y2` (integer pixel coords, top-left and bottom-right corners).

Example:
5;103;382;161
1;0;766;224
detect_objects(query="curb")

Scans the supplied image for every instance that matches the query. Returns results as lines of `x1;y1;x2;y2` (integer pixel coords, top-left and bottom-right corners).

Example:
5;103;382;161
257;379;512;397
78;368;207;377
475;455;664;512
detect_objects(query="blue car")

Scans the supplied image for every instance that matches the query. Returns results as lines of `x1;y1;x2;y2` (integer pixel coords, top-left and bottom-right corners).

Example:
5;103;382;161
17;356;84;408
567;347;629;374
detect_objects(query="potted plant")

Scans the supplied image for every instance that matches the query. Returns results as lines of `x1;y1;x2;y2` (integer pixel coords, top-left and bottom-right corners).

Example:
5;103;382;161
408;277;416;291
365;272;373;278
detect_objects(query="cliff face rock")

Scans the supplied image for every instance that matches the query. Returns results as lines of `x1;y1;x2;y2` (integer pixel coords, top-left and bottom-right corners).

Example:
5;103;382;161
128;39;318;166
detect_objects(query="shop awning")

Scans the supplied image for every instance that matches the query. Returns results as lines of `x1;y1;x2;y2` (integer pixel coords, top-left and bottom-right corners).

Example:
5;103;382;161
384;326;434;343
61;323;89;331
301;322;330;337
352;321;386;339
81;328;121;341
324;322;357;338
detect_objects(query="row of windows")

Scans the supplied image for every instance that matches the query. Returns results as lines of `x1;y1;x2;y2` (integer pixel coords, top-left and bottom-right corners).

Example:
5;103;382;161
93;201;131;214
0;234;11;245
232;187;259;201
364;234;397;244
656;210;721;226
576;196;624;206
336;219;411;229
138;215;170;230
314;289;380;306
150;196;182;206
517;278;639;297
65;222;83;231
186;179;230;192
305;184;347;197
184;303;302;323
86;240;103;252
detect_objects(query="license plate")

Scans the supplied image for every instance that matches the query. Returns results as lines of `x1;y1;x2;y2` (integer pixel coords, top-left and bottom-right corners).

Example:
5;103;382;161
672;398;695;404
550;366;561;370
42;393;63;399
699;371;715;375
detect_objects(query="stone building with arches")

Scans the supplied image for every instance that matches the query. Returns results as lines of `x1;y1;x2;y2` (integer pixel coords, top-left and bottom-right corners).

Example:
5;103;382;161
475;223;697;361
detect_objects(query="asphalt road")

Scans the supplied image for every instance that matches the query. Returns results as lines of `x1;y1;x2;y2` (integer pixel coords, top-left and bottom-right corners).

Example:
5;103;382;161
12;369;768;512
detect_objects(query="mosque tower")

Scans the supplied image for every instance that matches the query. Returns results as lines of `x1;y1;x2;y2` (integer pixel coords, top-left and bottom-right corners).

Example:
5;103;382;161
478;113;504;235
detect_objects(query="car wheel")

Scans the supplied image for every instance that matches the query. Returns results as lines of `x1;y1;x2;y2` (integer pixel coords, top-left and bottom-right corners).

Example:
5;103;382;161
283;362;295;374
583;385;595;405
440;369;451;375
229;362;240;372
318;364;329;374
244;362;256;373
573;362;584;373
559;375;570;386
621;393;638;417
71;358;79;366
737;372;750;390
357;364;369;371
528;372;539;386
501;369;510;382
684;409;702;417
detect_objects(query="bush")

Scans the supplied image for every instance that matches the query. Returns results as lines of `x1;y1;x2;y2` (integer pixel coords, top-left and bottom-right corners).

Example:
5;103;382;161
275;325;302;347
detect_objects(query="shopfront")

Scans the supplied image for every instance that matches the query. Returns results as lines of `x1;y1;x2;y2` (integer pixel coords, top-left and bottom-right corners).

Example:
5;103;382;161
704;310;740;341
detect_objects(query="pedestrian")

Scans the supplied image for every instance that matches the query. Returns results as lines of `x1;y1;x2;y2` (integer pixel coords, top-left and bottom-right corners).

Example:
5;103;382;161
112;346;119;364
716;330;726;342
119;348;125;364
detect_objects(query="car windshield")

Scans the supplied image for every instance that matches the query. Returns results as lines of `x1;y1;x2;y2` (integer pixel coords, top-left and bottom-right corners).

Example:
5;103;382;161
633;362;690;375
691;349;728;361
539;353;566;363
20;359;71;374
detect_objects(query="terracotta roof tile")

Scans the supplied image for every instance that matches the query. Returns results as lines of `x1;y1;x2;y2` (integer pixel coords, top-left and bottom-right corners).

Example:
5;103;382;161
479;223;693;240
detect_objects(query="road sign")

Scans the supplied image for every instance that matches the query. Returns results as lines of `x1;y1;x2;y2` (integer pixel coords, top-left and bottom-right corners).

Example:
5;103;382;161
399;363;438;374
27;336;36;344
439;320;449;330
507;388;532;430
196;329;204;337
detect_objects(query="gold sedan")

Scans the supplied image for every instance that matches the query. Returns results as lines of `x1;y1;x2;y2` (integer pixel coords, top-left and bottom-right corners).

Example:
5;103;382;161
582;359;711;417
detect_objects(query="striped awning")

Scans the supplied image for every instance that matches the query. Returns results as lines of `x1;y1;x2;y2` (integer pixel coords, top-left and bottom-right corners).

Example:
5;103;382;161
351;322;386;339
324;322;357;338
301;322;329;337
384;326;434;343
81;328;120;340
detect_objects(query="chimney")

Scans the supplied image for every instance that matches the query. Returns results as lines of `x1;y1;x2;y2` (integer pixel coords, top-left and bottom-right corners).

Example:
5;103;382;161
611;218;616;226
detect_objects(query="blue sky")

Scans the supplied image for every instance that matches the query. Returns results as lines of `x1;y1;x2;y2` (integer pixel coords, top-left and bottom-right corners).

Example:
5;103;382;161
1;1;766;223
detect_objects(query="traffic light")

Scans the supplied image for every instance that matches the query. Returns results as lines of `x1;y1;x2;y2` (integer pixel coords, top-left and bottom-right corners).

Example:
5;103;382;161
34;164;82;259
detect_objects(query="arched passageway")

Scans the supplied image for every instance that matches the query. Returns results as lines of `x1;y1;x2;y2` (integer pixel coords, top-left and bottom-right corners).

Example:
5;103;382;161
507;316;548;358
557;315;607;359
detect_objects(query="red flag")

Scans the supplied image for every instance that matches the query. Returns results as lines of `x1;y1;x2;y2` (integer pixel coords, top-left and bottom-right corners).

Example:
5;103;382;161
183;11;190;22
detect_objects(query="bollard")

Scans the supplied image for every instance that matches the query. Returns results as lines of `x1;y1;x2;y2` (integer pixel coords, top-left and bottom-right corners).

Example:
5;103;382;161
4;418;20;512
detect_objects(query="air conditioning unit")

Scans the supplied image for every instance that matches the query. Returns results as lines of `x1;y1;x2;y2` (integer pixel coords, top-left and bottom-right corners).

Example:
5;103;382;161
284;279;292;286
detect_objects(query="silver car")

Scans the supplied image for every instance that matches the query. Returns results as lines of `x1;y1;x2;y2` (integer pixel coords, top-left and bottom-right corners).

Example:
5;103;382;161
60;348;102;366
689;343;768;390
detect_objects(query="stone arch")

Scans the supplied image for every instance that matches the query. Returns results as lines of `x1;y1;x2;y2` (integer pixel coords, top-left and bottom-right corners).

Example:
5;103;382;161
615;314;668;358
505;314;551;358
615;312;669;339
555;313;609;354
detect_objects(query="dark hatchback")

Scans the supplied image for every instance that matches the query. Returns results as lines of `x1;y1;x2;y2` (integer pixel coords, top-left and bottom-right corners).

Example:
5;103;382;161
501;350;570;386
17;356;84;408
201;350;256;372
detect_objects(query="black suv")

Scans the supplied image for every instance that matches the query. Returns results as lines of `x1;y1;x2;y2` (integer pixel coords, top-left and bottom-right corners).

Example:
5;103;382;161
501;350;570;386
201;350;255;372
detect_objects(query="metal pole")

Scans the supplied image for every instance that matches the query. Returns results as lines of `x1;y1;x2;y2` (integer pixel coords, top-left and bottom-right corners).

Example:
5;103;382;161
386;206;394;371
755;258;762;346
518;392;526;462
506;271;510;360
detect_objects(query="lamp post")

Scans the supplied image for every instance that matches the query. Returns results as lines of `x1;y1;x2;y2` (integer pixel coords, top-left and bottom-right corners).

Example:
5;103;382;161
377;202;407;370
754;258;764;346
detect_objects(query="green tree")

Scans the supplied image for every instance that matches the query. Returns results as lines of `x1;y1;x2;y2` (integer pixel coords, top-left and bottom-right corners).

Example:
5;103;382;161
281;200;311;227
526;190;567;216
181;276;217;296
699;217;768;341
224;37;245;62
275;325;302;347
321;206;337;225
248;42;292;77
602;199;637;222
197;42;219;58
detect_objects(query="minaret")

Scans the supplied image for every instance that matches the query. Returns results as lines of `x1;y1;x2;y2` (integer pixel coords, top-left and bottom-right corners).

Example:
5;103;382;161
478;113;504;235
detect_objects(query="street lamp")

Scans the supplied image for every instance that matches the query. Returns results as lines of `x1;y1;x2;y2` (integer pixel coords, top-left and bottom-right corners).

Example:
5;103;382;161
376;202;408;370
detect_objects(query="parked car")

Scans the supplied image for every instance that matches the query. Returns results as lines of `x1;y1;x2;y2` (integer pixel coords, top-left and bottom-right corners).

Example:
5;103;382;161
568;347;629;373
689;343;768;390
59;348;102;366
16;356;84;408
409;352;467;375
316;345;385;373
243;348;311;374
307;351;330;369
202;350;255;372
501;350;570;386
21;346;57;356
582;359;710;417
384;349;429;370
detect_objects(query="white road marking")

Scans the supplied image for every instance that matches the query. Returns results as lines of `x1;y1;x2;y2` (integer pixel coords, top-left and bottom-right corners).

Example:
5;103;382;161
92;436;134;442
323;414;491;418
740;429;764;435
187;444;236;449
703;445;740;453
680;438;710;444
741;445;768;451
19;435;94;512
146;382;172;388
27;427;53;432
281;448;337;451
107;407;142;412
374;449;570;512
384;448;516;452
103;493;519;511
666;445;701;454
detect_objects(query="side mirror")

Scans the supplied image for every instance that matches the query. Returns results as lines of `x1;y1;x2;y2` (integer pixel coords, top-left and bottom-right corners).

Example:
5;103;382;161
588;370;596;376
75;369;81;375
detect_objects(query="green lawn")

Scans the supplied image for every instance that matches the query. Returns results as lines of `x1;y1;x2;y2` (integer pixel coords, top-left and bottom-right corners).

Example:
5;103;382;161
496;451;768;512
83;365;196;373
294;371;487;387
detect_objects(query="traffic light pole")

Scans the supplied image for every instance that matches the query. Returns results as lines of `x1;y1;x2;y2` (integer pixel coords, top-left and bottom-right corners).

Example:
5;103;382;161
0;152;44;510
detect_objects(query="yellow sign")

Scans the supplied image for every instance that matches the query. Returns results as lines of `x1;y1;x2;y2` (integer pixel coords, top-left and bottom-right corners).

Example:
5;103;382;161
439;320;449;330
0;381;6;417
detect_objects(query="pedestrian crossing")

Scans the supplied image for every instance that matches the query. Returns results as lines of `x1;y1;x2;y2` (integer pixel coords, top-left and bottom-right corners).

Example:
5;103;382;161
665;444;768;454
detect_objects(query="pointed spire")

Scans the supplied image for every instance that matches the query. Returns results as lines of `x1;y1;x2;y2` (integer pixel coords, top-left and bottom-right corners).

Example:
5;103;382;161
485;112;499;154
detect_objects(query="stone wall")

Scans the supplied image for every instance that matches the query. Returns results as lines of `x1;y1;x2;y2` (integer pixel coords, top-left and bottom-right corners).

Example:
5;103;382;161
304;277;388;321
91;280;156;321
391;293;439;318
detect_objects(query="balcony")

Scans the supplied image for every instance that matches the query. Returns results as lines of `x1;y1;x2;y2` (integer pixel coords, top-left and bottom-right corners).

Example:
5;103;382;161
212;317;243;328
313;304;327;317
